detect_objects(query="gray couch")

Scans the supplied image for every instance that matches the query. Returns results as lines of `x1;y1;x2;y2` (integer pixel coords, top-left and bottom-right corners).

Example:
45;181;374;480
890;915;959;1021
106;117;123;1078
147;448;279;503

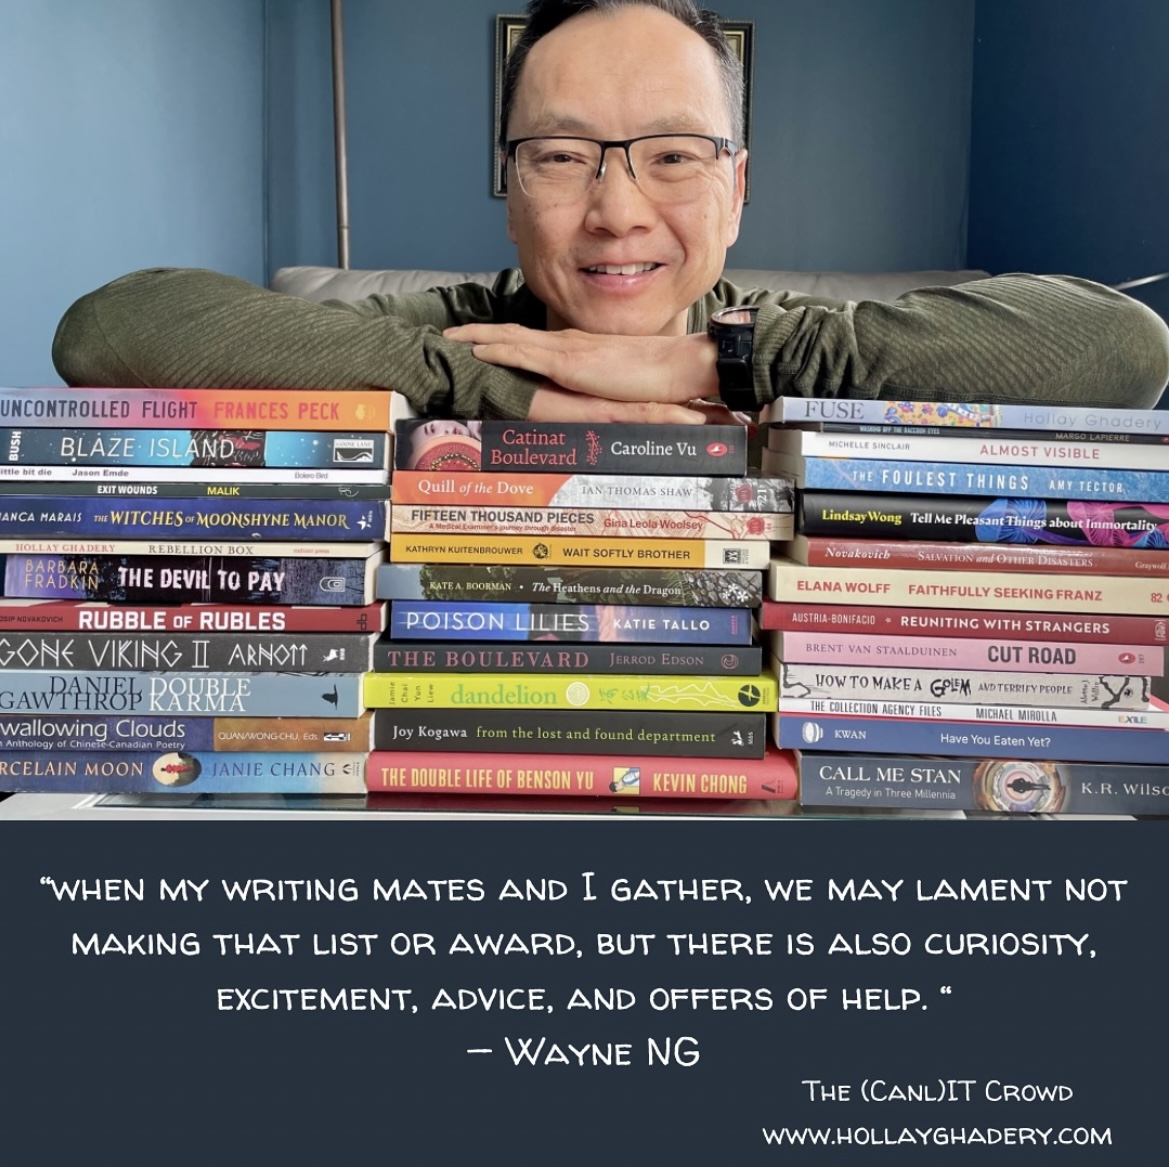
271;265;990;304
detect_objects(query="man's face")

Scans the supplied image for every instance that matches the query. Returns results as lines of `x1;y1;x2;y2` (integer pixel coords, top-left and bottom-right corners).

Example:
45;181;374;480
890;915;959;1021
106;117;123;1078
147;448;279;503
505;6;747;337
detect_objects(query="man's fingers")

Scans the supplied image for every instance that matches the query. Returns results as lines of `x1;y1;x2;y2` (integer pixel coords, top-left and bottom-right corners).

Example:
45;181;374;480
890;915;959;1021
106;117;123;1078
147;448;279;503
445;322;548;345
469;341;558;379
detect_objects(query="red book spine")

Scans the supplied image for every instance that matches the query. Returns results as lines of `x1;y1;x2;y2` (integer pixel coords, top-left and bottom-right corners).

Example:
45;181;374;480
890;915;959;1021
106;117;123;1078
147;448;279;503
794;536;1169;576
0;601;385;633
367;745;797;800
759;601;1169;645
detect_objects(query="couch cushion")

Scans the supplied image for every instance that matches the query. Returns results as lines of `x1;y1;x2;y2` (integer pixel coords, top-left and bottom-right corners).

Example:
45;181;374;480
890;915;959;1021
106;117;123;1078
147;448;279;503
272;264;990;305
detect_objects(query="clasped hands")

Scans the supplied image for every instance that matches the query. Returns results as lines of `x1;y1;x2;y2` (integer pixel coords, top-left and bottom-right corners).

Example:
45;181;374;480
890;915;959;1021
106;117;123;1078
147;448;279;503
443;322;733;424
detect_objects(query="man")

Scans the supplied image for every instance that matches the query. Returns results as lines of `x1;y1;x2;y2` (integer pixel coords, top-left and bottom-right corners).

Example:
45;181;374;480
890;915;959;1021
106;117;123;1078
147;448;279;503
52;0;1169;420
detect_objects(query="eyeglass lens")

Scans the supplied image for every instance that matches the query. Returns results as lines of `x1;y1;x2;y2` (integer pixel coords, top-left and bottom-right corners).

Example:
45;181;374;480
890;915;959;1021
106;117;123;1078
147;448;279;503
512;135;730;201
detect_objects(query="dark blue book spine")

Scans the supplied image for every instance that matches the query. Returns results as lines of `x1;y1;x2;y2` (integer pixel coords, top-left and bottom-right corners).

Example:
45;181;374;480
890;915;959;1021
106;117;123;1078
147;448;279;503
0;480;391;499
0;497;387;539
791;456;1169;502
797;752;1169;815
775;711;1169;764
0;750;365;793
388;601;753;644
0;713;369;752
0;429;387;468
0;553;379;604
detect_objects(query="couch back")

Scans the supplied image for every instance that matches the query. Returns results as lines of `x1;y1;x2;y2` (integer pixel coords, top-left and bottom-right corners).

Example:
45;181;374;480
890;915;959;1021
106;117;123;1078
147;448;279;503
271;265;989;304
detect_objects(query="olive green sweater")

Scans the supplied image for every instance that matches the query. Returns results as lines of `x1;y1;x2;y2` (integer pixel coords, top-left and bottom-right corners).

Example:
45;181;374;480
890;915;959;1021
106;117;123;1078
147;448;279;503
52;267;1169;418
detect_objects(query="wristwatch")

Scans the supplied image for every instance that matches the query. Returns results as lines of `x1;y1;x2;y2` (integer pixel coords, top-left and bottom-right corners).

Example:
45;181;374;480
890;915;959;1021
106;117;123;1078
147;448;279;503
707;305;760;411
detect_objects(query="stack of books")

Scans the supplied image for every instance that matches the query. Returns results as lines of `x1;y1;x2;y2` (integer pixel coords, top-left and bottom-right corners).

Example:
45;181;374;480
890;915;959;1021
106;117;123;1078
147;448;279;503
0;386;394;796
762;396;1169;816
366;418;797;807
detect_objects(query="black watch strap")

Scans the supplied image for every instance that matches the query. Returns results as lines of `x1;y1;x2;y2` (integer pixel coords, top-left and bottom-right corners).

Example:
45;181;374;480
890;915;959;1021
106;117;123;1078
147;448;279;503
707;305;760;411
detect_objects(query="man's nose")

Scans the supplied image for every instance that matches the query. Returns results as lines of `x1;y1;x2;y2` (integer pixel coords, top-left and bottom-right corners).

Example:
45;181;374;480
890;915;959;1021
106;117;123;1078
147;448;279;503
584;148;658;233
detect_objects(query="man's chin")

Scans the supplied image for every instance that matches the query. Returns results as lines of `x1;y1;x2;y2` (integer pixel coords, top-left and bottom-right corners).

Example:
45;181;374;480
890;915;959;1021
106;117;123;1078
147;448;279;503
554;307;682;337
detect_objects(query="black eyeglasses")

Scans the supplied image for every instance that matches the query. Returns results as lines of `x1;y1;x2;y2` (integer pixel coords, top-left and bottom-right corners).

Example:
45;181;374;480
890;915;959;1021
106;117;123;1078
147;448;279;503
503;134;737;202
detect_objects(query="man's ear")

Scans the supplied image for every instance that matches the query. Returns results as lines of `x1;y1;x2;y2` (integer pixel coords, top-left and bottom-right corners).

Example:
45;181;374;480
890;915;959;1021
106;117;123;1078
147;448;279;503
725;148;748;247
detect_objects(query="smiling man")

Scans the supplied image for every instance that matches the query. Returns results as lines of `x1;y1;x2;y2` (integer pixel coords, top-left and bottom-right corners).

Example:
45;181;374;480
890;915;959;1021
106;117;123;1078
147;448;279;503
53;0;1169;420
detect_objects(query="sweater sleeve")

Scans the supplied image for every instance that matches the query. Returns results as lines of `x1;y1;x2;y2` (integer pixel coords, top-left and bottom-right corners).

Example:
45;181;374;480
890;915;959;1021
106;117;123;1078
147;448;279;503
51;267;544;420
720;274;1169;410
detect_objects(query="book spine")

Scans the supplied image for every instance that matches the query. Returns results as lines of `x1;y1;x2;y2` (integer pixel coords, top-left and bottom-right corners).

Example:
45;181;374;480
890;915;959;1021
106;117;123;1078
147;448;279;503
767;559;1169;618
373;639;763;675
0;671;364;716
1;554;381;605
769;631;1164;675
776;662;1150;710
370;707;767;757
774;711;1168;765
795;753;1169;816
770;427;1169;471
375;563;763;607
767;395;1169;434
787;535;1169;576
0;388;393;430
391;471;794;511
0;497;388;540
799;491;1169;547
798;422;1169;446
778;696;1167;729
389;534;768;570
0;429;387;468
765;451;1169;502
0;750;366;793
0;538;381;558
386;602;753;644
367;746;796;800
0;601;386;633
0;480;392;500
759;601;1169;645
0;712;372;752
390;504;789;540
0;464;386;484
362;670;777;712
0;632;376;672
394;420;748;475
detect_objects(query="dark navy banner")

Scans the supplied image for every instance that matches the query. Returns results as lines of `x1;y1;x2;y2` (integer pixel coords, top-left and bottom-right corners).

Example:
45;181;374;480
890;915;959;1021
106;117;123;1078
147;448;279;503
2;819;1166;1164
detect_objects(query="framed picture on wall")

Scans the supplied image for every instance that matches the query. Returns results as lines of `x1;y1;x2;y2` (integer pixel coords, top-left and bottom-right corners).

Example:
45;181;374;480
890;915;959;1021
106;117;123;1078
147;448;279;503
491;14;754;200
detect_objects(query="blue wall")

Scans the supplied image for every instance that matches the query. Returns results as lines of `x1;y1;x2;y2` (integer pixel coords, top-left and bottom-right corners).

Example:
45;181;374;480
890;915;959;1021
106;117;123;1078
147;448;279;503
270;0;976;275
968;0;1169;325
0;0;266;386
10;0;1164;389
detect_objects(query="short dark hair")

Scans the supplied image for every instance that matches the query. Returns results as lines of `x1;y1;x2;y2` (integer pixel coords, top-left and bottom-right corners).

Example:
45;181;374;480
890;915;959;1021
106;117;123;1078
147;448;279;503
499;0;744;148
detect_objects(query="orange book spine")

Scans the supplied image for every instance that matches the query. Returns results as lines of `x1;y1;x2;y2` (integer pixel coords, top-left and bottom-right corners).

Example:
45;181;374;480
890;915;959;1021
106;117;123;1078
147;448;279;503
2;388;394;431
367;745;797;800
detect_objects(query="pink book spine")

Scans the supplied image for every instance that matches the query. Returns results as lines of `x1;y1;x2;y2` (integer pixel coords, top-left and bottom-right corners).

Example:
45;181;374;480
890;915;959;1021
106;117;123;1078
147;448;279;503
367;746;797;800
773;632;1164;676
758;602;1169;644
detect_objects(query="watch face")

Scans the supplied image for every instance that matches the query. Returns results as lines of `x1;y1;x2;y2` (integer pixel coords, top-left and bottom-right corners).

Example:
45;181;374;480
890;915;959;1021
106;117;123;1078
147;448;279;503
713;306;759;328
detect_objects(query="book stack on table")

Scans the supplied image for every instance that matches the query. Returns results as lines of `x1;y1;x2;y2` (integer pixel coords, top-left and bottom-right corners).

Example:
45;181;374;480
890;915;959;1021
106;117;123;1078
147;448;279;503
761;396;1169;816
366;418;798;807
0;386;396;796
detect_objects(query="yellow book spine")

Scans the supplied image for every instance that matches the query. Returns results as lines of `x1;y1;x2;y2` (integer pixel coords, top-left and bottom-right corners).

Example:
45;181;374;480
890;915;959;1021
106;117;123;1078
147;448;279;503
363;671;777;711
389;535;768;569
